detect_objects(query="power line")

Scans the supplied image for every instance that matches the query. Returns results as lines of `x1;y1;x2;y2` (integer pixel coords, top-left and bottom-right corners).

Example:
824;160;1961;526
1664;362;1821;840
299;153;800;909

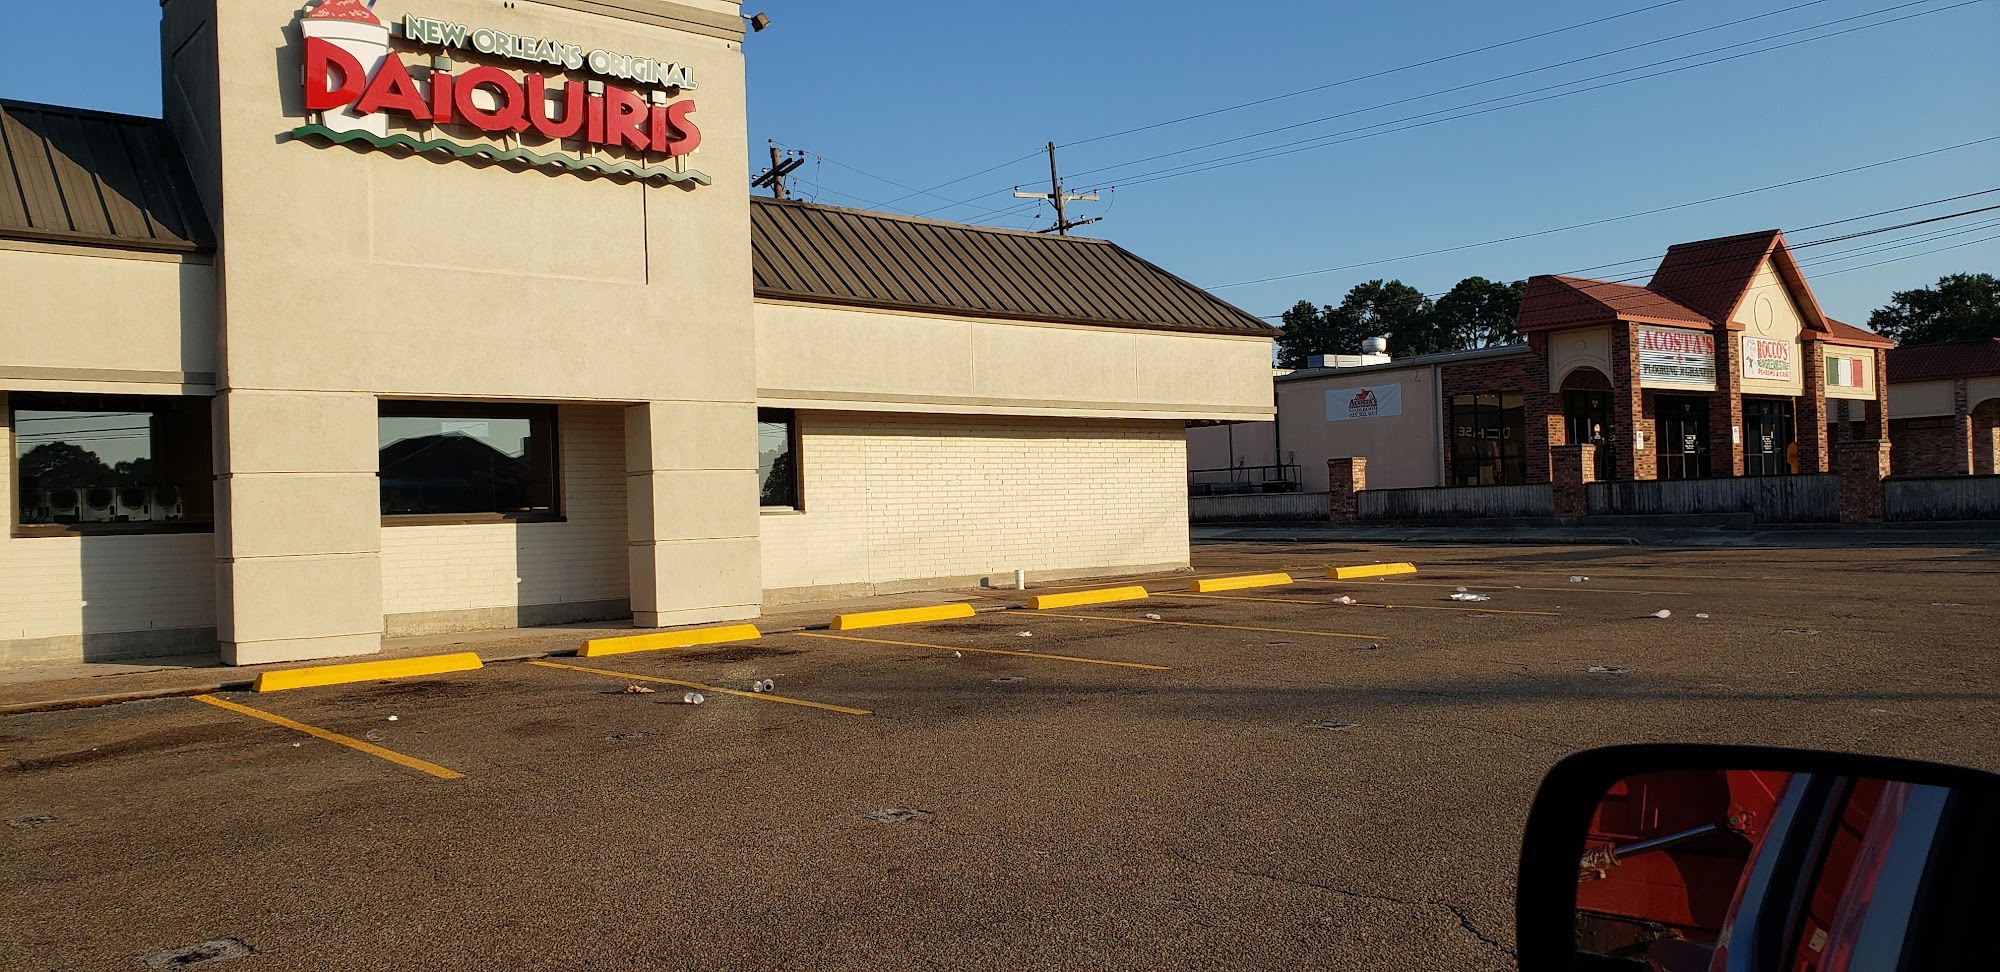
1212;135;2000;292
921;0;1968;219
1075;0;1980;200
1809;229;2000;276
1060;0;1697;151
1064;0;1848;184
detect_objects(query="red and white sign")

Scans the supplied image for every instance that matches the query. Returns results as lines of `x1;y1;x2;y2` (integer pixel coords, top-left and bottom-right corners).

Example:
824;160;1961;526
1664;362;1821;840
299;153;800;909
298;1;699;160
1636;326;1715;387
1740;336;1795;382
1325;383;1402;421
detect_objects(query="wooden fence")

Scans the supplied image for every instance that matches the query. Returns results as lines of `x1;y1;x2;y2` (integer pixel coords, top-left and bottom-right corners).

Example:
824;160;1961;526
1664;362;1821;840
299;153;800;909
1357;483;1554;520
1190;491;1332;522
1883;476;2000;521
1585;474;1838;522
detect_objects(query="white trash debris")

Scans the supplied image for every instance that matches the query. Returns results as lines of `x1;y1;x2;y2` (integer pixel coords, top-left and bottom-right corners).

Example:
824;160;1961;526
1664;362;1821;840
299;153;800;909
1332;596;1358;605
1448;592;1491;602
1143;613;1162;620
1015;631;1033;638
292;742;302;748
1695;613;1710;619
1648;609;1672;619
952;651;963;658
1313;721;1359;731
1931;601;1965;607
681;692;706;705
1569;576;1589;583
864;808;934;824
1455;586;1468;593
750;679;775;693
364;729;385;741
1586;666;1631;674
621;684;656;695
386;715;399;721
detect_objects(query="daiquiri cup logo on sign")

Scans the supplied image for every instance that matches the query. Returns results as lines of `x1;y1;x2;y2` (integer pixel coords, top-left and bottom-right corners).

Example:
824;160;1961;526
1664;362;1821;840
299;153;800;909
292;0;708;186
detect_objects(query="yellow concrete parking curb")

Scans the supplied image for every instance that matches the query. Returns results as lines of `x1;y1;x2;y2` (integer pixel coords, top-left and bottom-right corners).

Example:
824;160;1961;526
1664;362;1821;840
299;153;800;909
253;652;484;693
580;624;761;657
1188;572;1293;593
1328;563;1418;580
829;603;977;630
1029;586;1150;610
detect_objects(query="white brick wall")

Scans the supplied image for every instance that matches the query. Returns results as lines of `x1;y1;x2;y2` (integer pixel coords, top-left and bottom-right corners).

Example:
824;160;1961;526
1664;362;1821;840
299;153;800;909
380;403;628;618
759;413;1190;591
1;393;218;661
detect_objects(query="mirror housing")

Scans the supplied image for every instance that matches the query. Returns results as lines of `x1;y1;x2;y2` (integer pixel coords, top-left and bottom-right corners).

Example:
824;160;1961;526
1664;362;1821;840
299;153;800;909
1517;745;2000;971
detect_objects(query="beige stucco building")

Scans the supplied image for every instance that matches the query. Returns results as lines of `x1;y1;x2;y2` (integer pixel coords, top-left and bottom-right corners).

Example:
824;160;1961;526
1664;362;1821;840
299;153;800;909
1;0;1273;667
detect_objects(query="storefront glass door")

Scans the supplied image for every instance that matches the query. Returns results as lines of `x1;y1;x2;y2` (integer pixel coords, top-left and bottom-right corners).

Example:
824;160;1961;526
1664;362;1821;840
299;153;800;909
1654;395;1711;480
1743;397;1797;476
1564;390;1616;481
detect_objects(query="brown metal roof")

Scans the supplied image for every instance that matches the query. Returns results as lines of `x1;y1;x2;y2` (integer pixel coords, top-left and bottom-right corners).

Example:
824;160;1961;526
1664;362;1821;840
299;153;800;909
1645;230;1781;324
1514;274;1713;332
1888;338;2000;382
0;99;212;252
1822;318;1894;349
751;197;1273;335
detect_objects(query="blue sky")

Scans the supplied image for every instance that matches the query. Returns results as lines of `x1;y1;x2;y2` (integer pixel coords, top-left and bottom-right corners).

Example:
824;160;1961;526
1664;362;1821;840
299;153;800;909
6;0;1995;326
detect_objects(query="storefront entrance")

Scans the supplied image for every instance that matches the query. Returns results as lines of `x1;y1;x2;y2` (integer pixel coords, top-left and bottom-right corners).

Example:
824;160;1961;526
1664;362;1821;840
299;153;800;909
1564;389;1616;481
1743;397;1797;476
1654;395;1711;480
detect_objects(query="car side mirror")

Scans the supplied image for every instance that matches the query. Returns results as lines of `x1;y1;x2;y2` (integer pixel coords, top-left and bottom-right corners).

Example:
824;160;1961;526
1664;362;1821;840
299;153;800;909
1516;745;2000;972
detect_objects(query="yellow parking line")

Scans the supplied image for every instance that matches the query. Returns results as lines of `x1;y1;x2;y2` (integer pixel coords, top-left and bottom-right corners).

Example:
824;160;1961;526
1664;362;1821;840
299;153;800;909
191;694;462;780
1031;613;1384;641
1167;591;1558;617
795;631;1170;671
527;660;871;716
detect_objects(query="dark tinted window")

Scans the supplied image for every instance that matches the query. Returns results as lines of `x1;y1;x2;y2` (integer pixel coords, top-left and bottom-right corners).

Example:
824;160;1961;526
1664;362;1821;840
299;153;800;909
12;393;213;531
758;409;800;509
378;402;557;516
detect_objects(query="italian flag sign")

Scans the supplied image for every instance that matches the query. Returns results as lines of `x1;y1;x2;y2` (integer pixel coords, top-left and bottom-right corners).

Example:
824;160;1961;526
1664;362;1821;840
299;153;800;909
1828;355;1866;388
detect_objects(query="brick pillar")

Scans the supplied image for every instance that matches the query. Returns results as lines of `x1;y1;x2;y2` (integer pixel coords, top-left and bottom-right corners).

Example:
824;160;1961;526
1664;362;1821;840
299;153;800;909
1862;349;1889;440
1525;333;1560;483
1798;341;1830;473
1710;327;1745;477
1975;398;2000;475
1612;324;1652;481
1835;439;1891;524
1328;457;1366;523
1551;444;1596;518
1947;379;1976;475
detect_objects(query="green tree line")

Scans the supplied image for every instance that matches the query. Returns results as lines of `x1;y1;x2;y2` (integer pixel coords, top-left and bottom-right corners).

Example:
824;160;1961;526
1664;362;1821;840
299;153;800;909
1275;277;1526;368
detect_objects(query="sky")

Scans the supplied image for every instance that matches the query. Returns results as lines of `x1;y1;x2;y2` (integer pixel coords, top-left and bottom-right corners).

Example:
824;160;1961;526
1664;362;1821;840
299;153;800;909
5;0;1996;327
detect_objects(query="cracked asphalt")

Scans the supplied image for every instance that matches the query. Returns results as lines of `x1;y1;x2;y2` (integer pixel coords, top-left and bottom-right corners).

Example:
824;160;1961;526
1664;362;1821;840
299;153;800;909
3;541;1996;971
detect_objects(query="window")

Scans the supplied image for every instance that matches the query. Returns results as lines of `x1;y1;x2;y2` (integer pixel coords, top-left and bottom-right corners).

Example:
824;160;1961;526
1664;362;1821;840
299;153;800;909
11;393;213;534
758;408;800;510
1449;393;1526;486
378;402;557;519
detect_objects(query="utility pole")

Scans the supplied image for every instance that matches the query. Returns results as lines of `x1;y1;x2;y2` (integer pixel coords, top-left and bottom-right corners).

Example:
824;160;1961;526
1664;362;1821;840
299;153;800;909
752;143;804;199
1013;141;1100;235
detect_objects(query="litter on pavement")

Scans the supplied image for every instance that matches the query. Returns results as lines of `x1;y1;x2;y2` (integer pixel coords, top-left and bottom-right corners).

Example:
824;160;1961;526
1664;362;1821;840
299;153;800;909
621;684;656;694
864;808;934;824
750;679;775;693
1570;576;1589;583
1143;613;1162;620
1448;592;1491;602
1331;595;1358;605
681;692;706;705
1586;666;1632;674
1647;609;1672;619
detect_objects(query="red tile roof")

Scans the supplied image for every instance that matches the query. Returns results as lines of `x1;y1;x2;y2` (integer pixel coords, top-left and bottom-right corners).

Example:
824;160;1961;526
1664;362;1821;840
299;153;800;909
1514;274;1711;332
1887;338;2000;382
1646;230;1782;324
1821;318;1893;349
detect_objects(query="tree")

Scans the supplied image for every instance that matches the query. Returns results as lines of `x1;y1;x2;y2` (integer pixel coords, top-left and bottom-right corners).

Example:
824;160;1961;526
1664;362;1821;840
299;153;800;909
17;442;114;489
1866;273;2000;345
1332;279;1434;357
1274;300;1336;368
1432;276;1527;349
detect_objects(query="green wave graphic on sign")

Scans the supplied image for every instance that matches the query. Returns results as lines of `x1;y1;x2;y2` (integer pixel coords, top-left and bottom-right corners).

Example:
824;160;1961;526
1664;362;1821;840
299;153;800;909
289;124;712;185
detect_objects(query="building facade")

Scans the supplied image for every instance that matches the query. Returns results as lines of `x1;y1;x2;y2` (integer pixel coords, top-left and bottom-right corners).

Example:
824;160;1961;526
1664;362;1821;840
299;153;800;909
2;0;1274;667
1885;339;2000;476
1190;230;1901;497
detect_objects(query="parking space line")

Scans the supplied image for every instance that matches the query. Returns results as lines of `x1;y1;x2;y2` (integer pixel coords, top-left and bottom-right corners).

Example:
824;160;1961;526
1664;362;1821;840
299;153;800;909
1030;613;1385;641
795;631;1171;671
1165;591;1559;617
526;660;872;716
1298;578;1693;597
191;694;463;780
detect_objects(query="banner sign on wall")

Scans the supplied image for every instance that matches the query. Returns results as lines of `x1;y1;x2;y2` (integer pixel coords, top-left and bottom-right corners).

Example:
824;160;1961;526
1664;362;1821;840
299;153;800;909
1636;326;1715;387
1740;336;1796;382
1827;354;1867;388
1325;384;1402;421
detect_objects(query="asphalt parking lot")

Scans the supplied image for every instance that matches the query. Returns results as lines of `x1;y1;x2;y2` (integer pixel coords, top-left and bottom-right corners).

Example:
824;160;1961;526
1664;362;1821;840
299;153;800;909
4;541;1997;971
